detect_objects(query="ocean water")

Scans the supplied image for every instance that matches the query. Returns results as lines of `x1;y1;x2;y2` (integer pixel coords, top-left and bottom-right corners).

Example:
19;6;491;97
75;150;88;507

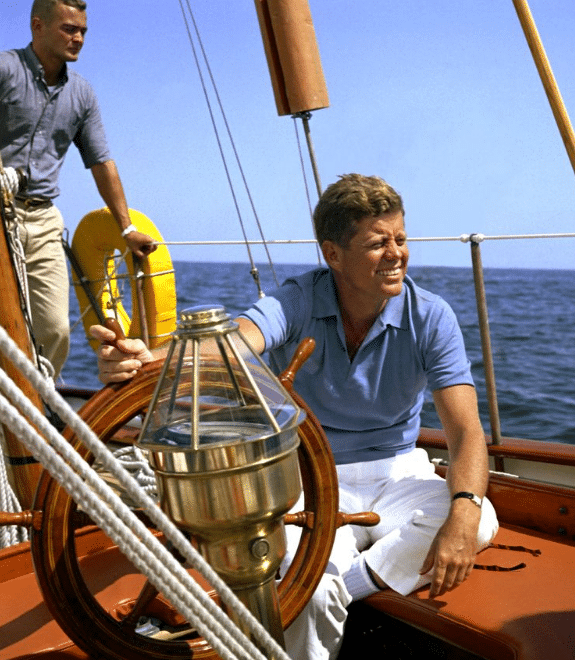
62;262;575;445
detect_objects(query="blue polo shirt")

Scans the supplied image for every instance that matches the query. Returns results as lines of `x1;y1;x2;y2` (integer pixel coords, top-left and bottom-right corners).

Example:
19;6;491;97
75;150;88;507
241;268;473;464
0;44;110;199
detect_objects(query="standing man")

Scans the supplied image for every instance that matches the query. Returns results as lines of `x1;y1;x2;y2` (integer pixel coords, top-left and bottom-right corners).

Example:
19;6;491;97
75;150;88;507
0;0;156;378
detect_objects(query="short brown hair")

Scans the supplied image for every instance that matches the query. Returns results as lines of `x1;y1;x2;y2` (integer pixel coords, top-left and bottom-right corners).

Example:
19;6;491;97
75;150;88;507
31;0;87;25
313;173;404;248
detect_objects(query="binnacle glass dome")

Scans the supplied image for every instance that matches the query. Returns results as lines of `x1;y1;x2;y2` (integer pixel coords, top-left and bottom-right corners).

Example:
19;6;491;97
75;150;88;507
138;305;304;466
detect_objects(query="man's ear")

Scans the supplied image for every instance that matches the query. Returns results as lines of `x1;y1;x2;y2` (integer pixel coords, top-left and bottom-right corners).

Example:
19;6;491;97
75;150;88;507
31;16;43;36
321;240;342;271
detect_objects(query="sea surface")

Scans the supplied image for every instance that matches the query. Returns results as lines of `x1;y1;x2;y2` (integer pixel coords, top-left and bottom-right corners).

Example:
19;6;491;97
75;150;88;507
62;262;575;446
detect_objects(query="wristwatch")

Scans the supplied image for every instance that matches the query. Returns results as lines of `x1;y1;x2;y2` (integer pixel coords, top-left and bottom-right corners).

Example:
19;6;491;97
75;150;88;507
452;491;482;508
121;223;137;237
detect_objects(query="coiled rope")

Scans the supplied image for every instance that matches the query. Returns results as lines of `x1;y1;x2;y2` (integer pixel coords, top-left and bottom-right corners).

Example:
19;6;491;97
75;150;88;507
0;166;19;198
111;444;157;497
0;324;291;660
0;447;26;548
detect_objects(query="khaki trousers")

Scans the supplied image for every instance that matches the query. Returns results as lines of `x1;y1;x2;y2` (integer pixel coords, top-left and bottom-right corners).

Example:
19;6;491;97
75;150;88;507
13;201;69;378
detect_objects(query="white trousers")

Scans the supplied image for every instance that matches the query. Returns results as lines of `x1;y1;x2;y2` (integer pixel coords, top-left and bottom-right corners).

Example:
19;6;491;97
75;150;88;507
283;448;499;660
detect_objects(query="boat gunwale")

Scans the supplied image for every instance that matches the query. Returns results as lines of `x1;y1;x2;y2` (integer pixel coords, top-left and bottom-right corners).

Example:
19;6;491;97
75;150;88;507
418;426;575;467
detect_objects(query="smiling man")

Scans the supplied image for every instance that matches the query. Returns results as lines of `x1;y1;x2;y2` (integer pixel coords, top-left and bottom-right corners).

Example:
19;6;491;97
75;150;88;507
92;173;499;660
0;0;155;377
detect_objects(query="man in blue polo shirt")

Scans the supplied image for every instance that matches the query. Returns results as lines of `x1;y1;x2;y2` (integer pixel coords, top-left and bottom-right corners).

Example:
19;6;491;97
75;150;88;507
0;0;155;377
92;173;499;660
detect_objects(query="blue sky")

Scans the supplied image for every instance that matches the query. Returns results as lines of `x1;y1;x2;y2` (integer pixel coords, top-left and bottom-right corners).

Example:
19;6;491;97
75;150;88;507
2;0;575;268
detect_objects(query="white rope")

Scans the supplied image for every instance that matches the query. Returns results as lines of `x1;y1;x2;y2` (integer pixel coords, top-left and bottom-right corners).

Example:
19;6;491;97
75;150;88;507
0;166;19;196
0;324;291;660
0;433;27;548
111;445;157;496
37;354;56;381
0;389;257;660
0;361;266;660
4;212;34;328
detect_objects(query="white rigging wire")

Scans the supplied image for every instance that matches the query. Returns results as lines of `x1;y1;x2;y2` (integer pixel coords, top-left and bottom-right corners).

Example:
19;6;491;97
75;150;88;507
291;117;323;266
177;0;279;290
156;231;575;247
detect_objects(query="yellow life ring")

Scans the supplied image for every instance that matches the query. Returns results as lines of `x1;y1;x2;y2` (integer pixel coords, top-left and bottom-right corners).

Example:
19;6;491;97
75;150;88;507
71;208;177;352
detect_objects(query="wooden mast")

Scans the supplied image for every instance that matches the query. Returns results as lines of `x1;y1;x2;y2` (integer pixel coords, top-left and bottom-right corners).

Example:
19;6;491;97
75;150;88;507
512;0;575;177
0;194;44;510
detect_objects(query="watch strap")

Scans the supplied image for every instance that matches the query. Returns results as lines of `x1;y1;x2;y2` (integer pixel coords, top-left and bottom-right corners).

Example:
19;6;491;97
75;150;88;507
121;223;137;237
452;491;482;508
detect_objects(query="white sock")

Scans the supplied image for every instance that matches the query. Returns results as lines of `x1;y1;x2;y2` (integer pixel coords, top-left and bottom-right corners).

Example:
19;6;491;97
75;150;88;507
343;556;381;601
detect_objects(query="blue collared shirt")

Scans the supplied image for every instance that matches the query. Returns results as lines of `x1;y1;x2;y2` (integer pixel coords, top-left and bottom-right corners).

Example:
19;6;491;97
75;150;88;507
0;44;110;198
241;268;474;464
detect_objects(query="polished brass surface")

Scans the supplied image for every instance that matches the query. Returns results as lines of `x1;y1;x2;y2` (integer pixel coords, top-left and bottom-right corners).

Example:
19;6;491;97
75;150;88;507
177;304;238;336
138;306;305;651
147;420;301;473
153;442;302;533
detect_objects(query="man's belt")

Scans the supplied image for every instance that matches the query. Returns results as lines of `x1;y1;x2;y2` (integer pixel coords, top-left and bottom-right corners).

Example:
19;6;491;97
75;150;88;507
15;195;53;208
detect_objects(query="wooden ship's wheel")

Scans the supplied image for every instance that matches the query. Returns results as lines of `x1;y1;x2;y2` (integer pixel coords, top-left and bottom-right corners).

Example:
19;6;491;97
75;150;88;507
30;356;342;659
